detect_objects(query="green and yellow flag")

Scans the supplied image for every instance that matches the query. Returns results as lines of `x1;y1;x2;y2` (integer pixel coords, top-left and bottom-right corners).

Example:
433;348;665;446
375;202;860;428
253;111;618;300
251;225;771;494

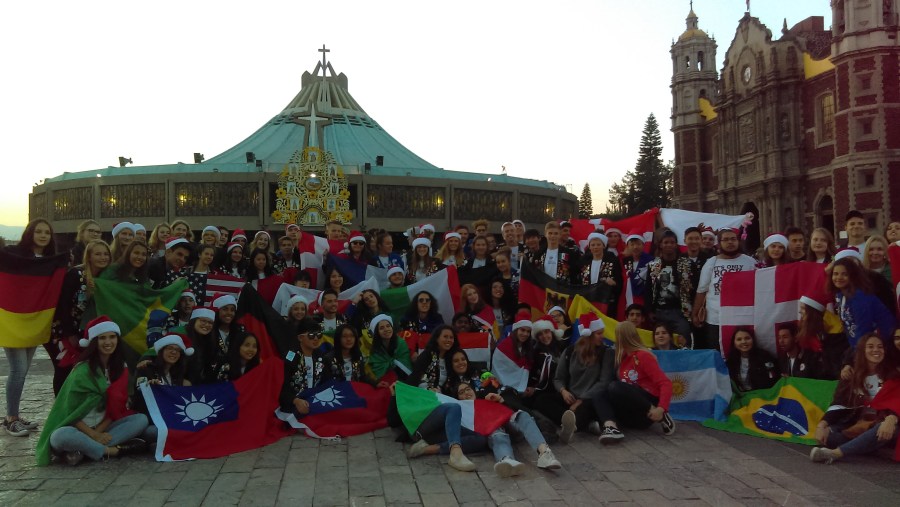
703;377;838;445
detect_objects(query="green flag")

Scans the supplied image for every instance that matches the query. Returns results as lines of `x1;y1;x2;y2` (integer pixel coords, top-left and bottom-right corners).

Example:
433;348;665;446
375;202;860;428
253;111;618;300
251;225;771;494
394;382;443;436
703;377;838;445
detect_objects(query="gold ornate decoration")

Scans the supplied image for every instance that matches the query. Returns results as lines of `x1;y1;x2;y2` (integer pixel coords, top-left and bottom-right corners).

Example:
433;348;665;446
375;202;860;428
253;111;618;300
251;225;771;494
272;146;351;226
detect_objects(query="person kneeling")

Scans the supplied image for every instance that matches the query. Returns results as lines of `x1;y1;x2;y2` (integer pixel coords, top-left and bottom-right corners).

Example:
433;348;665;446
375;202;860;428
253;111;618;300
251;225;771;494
36;317;148;466
592;322;675;444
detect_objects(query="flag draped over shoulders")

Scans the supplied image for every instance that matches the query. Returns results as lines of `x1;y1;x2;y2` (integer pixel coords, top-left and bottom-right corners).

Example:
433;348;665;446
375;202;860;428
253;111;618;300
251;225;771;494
0;251;68;348
380;266;460;324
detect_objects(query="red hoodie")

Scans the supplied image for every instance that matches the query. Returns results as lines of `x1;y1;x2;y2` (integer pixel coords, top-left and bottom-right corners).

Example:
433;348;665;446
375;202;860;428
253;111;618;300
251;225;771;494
618;349;673;411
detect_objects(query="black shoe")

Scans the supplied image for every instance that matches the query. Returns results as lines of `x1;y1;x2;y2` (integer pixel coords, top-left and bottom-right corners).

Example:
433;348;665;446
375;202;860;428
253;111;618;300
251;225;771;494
660;411;676;436
115;438;147;457
65;451;84;466
599;426;624;444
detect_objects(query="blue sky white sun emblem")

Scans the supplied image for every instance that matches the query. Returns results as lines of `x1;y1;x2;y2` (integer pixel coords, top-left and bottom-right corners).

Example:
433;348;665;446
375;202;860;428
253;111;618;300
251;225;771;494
311;386;345;408
175;394;225;426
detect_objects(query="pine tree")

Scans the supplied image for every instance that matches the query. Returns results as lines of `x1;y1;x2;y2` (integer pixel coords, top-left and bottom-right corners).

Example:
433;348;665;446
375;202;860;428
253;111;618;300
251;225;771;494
606;113;672;215
578;183;593;218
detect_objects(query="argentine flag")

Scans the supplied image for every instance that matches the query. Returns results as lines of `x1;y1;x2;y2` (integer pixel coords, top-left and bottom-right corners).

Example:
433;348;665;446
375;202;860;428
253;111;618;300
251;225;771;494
653;349;732;422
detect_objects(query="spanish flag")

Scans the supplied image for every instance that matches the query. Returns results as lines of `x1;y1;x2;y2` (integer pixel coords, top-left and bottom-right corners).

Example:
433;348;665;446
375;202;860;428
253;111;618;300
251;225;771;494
0;250;68;348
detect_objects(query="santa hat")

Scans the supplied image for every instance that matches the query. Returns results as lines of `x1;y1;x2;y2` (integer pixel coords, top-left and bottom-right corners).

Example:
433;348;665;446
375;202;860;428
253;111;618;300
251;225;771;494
348;231;366;244
834;247;862;262
387;266;404;278
202;225;220;238
180;291;196;302
700;227;716;238
444;232;461;241
625;230;645;244
254;230;270;241
420;224;435;233
369;314;393;334
154;334;194;356
282;294;309;317
799;295;826;312
231;229;247;241
166;237;190;250
112;222;135;237
80;316;120;347
212;294;237;309
191;307;216;321
547;306;565;316
532;316;563;339
578;314;606;338
133;224;146;234
559;220;573;228
285;223;301;231
512;219;524;227
763;234;788;250
226;242;242;253
511;310;533;332
587;232;608;246
605;227;622;236
412;237;431;249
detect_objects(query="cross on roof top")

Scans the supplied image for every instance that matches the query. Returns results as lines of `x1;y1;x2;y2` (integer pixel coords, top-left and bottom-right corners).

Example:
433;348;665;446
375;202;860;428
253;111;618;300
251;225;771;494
319;45;330;71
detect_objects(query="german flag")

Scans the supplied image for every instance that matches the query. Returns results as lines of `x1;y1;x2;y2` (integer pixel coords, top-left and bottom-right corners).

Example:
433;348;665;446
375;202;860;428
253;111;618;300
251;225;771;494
518;262;610;318
0;250;68;348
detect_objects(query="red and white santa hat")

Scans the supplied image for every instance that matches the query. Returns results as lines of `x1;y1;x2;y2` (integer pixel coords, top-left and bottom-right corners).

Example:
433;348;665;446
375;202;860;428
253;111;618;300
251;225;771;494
180;291;196;302
133;224;146;234
80;316;121;347
154;334;194;356
191;307;216;321
348;231;366;244
285;223;301;232
511;310;533;332
532;315;563;339
763;233;788;250
625;229;645;244
166;237;190;250
605;227;622;236
387;266;405;278
800;287;830;313
202;225;221;238
444;231;461;241
412;236;431;249
512;219;524;227
587;232;608;246
282;294;309;317
254;230;270;241
834;247;863;262
369;314;393;334
578;314;606;338
231;229;247;241
112;222;135;237
226;241;242;253
212;293;237;309
419;224;435;233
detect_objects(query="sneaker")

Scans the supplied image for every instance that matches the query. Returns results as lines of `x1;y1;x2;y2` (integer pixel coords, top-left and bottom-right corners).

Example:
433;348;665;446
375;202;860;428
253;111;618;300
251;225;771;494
114;438;147;457
587;421;601;435
65;451;84;466
448;452;476;472
537;448;562;470
407;439;430;459
809;447;837;464
558;410;576;444
660;411;676;436
5;419;29;437
17;418;38;431
494;456;525;478
599;426;624;444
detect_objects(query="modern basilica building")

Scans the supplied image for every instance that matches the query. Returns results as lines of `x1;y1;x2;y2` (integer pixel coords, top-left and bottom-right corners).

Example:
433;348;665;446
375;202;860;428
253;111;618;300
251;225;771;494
30;50;576;236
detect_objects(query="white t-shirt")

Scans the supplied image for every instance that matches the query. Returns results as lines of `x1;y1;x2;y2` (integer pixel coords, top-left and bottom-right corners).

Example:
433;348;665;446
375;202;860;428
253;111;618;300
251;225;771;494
543;248;559;277
321;317;337;333
590;259;603;284
696;254;757;325
850;241;866;257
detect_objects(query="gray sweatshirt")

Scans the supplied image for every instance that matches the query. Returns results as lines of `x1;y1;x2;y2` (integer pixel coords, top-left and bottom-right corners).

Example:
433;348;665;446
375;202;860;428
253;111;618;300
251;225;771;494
553;344;616;400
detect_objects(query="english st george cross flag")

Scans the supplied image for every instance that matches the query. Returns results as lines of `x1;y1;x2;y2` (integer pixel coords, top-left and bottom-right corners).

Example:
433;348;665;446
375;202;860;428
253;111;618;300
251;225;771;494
718;261;826;356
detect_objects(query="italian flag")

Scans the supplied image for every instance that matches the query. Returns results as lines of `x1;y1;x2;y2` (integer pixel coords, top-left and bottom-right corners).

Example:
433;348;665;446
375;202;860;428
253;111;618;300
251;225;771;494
394;382;513;437
380;266;461;324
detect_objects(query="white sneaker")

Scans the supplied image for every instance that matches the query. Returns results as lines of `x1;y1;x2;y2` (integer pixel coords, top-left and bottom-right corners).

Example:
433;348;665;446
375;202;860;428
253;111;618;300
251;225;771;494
809;447;837;464
537;448;561;470
494;456;525;478
558;410;576;444
407;440;429;459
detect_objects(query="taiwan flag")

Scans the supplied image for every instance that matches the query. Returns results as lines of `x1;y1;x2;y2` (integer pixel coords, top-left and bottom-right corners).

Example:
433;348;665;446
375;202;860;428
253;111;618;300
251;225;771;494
140;359;293;461
274;381;390;439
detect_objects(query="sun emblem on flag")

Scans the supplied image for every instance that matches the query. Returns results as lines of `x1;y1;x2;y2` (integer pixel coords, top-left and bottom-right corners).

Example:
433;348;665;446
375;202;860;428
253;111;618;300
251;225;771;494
175;394;225;426
670;374;689;401
311;386;345;408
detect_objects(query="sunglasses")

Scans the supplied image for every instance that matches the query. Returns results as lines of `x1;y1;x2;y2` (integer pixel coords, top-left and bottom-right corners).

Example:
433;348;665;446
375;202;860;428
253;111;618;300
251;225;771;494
303;332;323;340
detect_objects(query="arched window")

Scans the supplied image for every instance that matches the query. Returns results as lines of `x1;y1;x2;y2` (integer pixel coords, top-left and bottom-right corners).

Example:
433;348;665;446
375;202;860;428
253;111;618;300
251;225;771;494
685;56;691;69
698;51;705;71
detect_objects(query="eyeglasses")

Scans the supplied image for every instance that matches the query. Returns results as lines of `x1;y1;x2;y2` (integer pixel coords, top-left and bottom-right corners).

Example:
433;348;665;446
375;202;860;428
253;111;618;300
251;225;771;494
417;298;431;303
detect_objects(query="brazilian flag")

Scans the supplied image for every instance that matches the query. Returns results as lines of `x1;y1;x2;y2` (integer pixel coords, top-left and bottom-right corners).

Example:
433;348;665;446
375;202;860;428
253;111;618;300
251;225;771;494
86;278;187;365
703;377;838;445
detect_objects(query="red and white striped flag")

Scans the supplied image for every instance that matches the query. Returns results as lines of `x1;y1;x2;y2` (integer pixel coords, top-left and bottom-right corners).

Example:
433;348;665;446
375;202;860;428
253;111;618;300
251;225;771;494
719;262;826;356
204;272;246;304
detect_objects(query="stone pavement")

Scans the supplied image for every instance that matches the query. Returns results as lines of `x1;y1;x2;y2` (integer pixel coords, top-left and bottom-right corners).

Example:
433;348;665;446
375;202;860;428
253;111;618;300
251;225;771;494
0;350;898;506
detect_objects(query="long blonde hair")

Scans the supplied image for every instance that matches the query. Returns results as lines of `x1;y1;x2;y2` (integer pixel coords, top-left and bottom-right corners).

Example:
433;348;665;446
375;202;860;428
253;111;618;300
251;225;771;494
149;222;171;251
436;239;465;266
863;235;889;270
82;240;111;295
615;321;650;366
574;329;604;365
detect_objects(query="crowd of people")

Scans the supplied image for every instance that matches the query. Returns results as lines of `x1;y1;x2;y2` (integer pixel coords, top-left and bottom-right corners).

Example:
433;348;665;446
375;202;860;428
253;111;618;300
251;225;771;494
1;210;898;471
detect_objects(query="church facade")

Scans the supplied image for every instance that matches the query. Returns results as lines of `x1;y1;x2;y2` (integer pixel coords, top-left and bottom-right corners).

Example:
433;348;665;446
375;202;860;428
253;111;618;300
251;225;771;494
670;1;900;248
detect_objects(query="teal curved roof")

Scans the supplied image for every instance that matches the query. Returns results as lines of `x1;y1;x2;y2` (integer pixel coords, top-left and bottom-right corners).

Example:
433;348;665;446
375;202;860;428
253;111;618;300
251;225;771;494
45;56;565;191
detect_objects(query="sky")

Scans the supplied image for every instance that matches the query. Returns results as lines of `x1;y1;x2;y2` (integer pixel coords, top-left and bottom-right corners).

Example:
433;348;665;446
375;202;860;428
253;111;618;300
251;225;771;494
0;0;831;227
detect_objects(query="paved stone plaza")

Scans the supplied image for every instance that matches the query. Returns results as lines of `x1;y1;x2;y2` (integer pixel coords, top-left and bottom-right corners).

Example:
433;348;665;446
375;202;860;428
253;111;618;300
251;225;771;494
0;350;898;506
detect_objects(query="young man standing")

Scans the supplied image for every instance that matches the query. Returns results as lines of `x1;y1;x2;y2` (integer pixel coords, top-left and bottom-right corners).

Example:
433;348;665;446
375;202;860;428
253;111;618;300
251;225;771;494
784;226;807;262
843;210;868;256
524;222;575;283
149;238;192;289
314;289;347;337
280;318;327;417
648;229;693;343
692;228;757;350
498;221;523;270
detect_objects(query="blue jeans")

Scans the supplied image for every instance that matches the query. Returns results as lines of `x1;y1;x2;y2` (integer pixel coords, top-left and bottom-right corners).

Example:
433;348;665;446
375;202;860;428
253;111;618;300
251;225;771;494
49;414;149;461
416;403;487;455
826;421;898;457
489;411;547;461
4;347;36;417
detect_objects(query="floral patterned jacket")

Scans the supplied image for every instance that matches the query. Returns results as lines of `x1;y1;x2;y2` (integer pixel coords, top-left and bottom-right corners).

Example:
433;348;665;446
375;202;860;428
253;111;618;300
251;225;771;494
647;255;695;320
524;246;577;283
280;348;327;412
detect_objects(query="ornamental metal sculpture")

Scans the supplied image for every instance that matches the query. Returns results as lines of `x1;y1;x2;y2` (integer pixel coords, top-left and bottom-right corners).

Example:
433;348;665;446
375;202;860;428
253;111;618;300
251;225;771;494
272;146;351;226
